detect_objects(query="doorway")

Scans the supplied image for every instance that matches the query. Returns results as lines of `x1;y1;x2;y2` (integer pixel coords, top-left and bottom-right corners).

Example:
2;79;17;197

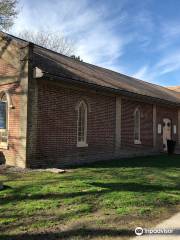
162;118;171;151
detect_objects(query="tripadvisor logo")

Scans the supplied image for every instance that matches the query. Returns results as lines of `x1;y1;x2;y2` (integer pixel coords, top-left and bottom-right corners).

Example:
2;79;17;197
135;227;143;236
135;227;174;236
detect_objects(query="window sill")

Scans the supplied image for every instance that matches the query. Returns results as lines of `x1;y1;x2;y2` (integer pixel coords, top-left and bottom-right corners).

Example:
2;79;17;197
134;140;141;145
0;144;8;150
77;142;88;148
0;129;7;133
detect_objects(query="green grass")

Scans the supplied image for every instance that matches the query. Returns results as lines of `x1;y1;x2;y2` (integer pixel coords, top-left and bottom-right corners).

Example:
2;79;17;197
0;155;180;239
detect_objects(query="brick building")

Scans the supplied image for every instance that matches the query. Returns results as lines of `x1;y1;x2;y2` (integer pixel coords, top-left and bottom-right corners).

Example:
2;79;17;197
0;32;180;168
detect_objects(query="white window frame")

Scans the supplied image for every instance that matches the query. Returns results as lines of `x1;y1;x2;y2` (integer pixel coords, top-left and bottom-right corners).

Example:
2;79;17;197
134;108;141;144
77;100;88;147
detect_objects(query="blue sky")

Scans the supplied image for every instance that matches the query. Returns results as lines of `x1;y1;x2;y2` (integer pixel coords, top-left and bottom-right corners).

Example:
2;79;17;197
10;0;180;86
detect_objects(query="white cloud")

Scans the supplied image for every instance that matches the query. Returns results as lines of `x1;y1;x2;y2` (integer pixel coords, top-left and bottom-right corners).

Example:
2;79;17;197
162;21;180;40
156;20;180;50
10;0;180;86
133;50;180;85
75;26;130;66
156;51;180;75
133;65;148;79
10;0;130;73
132;65;159;84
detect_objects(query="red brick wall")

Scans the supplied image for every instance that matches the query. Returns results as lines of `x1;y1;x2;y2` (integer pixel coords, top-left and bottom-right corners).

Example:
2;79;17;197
0;59;17;77
0;83;21;166
31;81;116;167
27;80;179;168
156;105;178;151
121;98;153;148
121;99;179;151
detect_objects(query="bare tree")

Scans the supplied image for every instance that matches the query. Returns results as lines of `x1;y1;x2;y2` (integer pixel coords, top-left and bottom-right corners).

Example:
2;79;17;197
0;0;18;30
17;30;75;56
71;55;83;61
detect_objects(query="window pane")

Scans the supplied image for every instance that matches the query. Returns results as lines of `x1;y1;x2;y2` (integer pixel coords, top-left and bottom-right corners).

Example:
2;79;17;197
0;102;6;129
134;110;140;140
78;102;87;143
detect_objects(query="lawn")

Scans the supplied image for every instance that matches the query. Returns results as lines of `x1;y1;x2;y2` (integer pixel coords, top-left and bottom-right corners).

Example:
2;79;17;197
0;155;180;240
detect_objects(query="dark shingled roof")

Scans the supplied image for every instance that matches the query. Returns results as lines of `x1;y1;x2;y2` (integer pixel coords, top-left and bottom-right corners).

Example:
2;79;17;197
1;31;180;105
33;45;180;105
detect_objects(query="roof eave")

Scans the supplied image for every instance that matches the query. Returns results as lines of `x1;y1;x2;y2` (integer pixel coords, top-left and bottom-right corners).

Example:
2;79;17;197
36;72;180;107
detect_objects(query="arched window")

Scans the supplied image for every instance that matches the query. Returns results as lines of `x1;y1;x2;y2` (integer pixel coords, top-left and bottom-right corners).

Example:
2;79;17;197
77;100;88;147
0;92;8;147
134;108;141;144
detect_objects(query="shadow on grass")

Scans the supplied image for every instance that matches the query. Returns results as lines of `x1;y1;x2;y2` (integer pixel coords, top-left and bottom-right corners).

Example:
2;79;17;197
0;182;179;206
90;182;180;192
70;155;180;169
0;185;12;191
0;228;134;240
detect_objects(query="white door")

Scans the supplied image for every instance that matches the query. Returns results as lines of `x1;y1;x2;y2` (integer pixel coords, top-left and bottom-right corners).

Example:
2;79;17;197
163;118;171;151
